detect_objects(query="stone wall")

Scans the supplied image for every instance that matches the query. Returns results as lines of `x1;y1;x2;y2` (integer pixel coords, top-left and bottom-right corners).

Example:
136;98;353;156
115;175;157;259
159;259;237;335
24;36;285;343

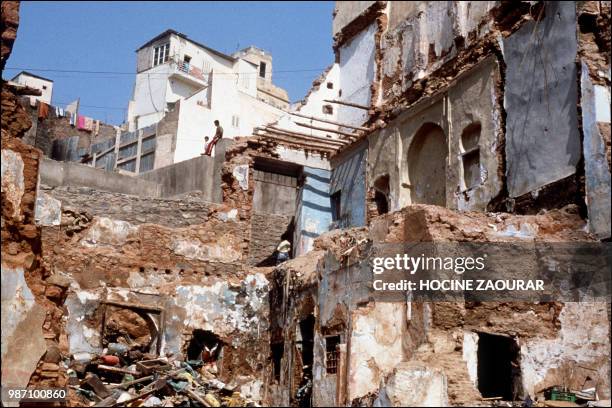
38;186;216;228
249;213;293;266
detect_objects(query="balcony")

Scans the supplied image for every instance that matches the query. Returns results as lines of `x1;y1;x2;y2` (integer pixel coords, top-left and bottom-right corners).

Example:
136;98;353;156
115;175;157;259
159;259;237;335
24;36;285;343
170;60;209;88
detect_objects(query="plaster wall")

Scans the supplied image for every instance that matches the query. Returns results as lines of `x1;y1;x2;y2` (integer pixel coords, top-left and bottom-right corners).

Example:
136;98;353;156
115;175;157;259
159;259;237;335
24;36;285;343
337;23;377;127
294;167;332;256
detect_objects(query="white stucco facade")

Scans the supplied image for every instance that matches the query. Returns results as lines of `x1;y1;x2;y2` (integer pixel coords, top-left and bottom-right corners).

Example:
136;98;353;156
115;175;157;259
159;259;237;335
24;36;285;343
127;30;288;165
10;72;54;105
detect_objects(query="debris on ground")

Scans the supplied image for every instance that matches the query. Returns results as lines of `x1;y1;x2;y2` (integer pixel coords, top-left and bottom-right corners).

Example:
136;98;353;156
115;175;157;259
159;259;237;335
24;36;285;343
67;346;260;407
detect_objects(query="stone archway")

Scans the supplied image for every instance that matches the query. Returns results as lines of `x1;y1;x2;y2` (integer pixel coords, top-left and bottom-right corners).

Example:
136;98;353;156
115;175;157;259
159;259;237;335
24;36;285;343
407;123;447;206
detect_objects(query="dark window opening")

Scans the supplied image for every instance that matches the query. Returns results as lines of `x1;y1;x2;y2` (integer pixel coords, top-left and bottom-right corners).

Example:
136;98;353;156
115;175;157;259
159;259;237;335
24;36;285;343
374;190;389;215
326;82;334;89
259;62;267;78
330;191;341;222
323;104;333;115
325;335;341;374
477;332;522;401
186;329;222;362
271;343;284;381
296;314;315;407
373;175;390;215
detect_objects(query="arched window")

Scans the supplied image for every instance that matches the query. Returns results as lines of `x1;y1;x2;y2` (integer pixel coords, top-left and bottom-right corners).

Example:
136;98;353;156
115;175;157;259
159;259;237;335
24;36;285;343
407;123;447;206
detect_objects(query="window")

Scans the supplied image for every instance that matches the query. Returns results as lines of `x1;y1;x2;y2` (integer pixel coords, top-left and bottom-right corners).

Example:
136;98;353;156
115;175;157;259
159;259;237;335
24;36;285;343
461;123;482;190
325;335;341;374
259;62;267;78
330;191;341;221
323;104;333;115
232;115;240;128
42;85;47;90
183;55;191;70
327;82;334;89
153;43;170;66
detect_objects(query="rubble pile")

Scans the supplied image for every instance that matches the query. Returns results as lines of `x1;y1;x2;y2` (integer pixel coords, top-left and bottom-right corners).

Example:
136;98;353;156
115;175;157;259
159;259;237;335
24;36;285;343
66;343;260;407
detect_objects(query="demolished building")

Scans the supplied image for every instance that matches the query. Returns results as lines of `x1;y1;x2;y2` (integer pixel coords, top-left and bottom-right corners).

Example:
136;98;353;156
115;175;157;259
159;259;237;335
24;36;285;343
1;1;611;407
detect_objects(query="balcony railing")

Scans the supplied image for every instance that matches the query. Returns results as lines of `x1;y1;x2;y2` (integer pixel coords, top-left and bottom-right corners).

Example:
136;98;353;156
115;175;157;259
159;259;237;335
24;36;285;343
175;60;206;83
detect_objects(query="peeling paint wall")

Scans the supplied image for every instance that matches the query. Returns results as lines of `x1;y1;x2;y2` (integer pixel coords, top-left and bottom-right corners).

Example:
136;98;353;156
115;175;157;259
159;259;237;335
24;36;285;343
503;2;580;198
330;141;367;228
580;62;611;239
294;167;332;256
338;23;377;126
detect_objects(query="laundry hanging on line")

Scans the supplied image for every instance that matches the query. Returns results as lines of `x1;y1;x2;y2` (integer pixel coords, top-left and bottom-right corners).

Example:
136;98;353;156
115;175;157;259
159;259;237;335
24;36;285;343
37;102;49;120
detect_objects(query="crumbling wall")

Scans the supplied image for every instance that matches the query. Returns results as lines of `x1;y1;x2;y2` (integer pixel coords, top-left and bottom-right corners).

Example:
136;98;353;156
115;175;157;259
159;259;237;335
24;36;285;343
270;203;610;406
330;140;367;229
1;0;67;395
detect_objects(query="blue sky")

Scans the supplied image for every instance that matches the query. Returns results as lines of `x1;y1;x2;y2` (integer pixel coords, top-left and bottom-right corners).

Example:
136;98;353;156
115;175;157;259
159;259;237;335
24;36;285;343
5;1;335;124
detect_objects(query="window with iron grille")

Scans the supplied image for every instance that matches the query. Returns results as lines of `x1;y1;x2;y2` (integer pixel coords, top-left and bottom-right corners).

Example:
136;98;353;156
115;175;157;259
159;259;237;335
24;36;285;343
325;335;341;374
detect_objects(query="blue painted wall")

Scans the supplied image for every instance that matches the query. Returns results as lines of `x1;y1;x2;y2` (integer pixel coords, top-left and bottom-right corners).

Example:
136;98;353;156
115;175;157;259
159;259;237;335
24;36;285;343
294;167;332;256
330;144;367;229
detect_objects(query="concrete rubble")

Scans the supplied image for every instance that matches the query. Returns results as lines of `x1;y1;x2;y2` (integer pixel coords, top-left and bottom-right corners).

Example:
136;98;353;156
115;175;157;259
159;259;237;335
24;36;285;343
1;1;611;407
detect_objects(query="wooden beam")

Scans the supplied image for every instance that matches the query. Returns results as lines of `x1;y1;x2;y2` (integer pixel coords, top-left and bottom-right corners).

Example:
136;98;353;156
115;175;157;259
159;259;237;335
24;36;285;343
293;121;360;138
257;131;339;150
324;99;370;110
257;127;345;147
289;111;370;131
256;132;338;152
263;125;349;145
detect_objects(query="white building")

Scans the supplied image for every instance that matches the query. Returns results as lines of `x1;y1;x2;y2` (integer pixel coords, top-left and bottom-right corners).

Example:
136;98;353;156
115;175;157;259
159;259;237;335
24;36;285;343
10;71;54;105
126;29;289;164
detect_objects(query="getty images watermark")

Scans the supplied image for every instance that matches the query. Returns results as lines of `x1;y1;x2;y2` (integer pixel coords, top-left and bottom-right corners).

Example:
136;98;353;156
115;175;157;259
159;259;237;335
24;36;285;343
372;252;545;292
352;242;612;302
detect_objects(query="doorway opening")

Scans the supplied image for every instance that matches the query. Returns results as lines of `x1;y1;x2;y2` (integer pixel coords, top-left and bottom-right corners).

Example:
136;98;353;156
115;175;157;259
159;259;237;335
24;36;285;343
477;332;522;400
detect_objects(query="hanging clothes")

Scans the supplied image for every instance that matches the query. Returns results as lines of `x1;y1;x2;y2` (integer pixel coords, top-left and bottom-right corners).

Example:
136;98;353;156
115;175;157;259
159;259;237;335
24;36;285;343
77;115;86;130
55;106;64;117
37;102;49;120
84;116;94;131
69;112;76;126
94;120;100;136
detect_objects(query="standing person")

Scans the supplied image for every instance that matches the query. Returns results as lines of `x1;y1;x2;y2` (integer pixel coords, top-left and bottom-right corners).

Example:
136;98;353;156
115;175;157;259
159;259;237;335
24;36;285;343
203;120;223;156
276;237;291;265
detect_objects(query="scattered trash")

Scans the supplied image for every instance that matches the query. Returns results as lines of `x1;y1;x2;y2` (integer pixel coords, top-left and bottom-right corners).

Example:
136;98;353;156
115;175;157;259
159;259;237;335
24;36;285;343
67;343;259;407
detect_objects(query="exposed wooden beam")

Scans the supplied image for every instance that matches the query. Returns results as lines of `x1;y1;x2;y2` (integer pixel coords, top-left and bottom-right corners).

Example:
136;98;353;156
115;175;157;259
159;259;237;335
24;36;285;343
257;132;339;152
294;121;360;139
261;125;349;145
323;99;370;110
289;111;371;131
257;130;339;148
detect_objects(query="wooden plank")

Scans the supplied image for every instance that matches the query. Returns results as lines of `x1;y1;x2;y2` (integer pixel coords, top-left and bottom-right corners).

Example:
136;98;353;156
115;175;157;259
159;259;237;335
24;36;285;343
323;99;370;110
103;299;163;313
263;125;348;145
293;121;359;138
289;111;370;131
257;132;338;152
